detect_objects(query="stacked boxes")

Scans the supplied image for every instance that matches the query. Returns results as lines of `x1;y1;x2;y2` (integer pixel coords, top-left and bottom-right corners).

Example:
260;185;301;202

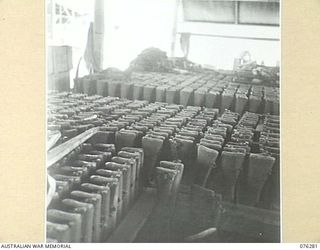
47;89;280;242
74;71;279;115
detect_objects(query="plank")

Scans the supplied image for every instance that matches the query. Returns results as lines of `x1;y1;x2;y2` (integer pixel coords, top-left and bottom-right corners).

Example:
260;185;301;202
47;127;99;167
47;131;61;151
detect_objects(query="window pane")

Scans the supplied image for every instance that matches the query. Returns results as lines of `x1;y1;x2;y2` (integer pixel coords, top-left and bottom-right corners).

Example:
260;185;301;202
183;0;235;23
239;2;280;25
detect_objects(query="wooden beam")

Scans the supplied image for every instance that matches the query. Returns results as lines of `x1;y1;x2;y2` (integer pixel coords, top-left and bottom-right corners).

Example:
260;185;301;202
178;32;280;41
47;127;99;168
178;22;280;40
93;0;104;70
171;0;180;57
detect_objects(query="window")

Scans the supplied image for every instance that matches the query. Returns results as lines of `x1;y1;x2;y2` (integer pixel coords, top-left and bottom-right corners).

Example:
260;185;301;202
182;0;280;26
239;2;279;25
183;0;236;23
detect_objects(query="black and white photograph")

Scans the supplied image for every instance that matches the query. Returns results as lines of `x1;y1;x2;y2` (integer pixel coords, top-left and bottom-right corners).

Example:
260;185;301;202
46;0;280;243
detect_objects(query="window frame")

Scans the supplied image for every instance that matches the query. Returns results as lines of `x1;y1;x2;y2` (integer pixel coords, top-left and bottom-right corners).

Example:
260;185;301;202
182;0;280;27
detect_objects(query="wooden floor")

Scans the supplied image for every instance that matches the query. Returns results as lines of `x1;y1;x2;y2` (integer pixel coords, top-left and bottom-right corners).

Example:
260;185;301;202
107;184;280;243
135;186;280;243
107;188;157;243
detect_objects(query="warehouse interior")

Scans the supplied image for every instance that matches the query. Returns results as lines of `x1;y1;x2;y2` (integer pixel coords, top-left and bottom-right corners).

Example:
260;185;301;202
46;0;280;243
